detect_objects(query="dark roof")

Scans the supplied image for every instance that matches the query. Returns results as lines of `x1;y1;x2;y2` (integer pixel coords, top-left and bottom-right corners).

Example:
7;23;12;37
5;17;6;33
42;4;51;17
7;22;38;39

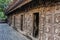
5;0;32;14
5;0;60;15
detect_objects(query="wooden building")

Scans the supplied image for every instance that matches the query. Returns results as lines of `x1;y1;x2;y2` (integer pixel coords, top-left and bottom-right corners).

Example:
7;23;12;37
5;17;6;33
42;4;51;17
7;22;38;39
5;0;60;40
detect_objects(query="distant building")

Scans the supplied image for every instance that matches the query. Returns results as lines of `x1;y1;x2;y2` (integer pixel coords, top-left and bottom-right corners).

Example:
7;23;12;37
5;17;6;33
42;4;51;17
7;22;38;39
5;0;60;40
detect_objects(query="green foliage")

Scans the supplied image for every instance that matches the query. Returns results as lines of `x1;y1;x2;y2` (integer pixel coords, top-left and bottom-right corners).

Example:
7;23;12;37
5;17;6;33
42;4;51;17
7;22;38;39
0;0;12;20
0;12;7;20
0;0;10;11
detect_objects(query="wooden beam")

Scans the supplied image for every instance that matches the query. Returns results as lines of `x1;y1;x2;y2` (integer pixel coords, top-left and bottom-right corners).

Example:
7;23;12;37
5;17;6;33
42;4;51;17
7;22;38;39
6;0;32;14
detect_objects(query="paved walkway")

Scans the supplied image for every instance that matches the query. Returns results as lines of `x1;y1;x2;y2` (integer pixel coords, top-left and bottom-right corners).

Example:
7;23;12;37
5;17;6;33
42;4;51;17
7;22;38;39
0;23;28;40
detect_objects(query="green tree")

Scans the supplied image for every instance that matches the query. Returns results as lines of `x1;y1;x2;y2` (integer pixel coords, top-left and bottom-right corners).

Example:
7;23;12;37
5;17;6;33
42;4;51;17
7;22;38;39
0;0;13;20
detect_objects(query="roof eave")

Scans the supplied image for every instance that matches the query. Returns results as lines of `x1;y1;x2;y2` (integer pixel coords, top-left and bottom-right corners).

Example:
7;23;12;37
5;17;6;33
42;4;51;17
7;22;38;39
5;0;32;14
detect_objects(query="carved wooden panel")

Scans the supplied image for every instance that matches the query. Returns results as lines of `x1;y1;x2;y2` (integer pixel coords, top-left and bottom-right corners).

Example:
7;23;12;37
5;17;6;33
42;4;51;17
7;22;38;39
46;14;52;24
24;14;33;35
54;13;60;24
43;13;60;40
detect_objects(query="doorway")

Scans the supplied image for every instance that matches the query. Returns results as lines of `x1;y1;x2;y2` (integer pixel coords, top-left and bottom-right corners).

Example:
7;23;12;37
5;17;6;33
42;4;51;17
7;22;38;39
33;13;39;38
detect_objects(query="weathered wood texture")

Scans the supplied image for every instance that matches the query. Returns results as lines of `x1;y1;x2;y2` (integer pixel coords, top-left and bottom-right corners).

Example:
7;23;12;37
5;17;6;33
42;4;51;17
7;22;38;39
7;2;60;40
